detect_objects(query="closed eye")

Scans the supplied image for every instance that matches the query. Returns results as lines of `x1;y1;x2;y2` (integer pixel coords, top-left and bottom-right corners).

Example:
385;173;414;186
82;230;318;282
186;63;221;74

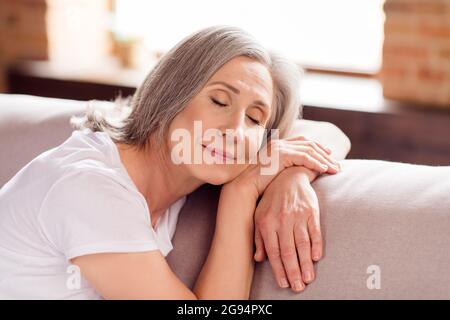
247;115;262;126
210;98;227;107
211;98;262;126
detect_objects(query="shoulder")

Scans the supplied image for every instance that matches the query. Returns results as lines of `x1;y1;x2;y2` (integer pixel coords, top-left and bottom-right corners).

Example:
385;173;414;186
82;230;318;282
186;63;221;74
39;168;147;222
45;129;119;172
38;169;152;254
53;169;129;195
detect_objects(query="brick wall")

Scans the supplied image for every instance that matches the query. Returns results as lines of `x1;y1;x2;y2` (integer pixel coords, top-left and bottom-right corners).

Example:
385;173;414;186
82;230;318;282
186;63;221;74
0;0;112;93
0;0;48;92
381;0;450;108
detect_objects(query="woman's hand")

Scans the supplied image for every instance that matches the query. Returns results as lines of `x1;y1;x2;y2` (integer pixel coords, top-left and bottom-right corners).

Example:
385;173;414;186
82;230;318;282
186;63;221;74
253;166;326;293
230;135;339;199
225;135;340;293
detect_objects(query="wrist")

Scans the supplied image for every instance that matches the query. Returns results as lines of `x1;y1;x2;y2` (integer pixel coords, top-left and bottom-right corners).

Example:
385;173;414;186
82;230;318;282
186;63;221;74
222;164;262;201
222;179;259;203
217;182;258;228
284;166;319;183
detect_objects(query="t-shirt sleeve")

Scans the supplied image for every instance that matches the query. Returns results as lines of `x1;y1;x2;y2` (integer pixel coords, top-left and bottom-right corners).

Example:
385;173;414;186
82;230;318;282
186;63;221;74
38;170;160;261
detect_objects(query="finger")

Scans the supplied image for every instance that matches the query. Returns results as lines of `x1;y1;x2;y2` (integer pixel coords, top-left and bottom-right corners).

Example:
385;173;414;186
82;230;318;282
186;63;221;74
314;145;341;171
313;143;341;170
262;230;290;289
285;135;306;142
308;142;338;166
278;227;305;293
287;147;335;174
308;215;323;262
289;142;339;172
290;139;331;154
286;136;331;155
305;140;333;155
285;149;329;174
295;145;339;173
254;227;267;262
316;142;333;155
294;222;315;285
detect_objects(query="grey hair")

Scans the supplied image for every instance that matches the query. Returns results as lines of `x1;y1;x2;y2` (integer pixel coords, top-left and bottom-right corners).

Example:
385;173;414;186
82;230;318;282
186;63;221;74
71;25;303;149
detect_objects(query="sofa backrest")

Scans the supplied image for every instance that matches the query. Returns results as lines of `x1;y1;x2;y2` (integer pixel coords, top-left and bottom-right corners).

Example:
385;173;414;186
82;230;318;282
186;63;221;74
2;94;450;299
0;94;88;186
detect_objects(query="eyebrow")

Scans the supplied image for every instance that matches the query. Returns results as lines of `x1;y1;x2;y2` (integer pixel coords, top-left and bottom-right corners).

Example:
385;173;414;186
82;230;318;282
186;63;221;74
207;81;270;109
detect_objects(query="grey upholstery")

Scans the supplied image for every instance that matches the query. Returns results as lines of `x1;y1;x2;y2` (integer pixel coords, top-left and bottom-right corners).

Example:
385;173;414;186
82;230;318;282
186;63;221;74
1;94;450;299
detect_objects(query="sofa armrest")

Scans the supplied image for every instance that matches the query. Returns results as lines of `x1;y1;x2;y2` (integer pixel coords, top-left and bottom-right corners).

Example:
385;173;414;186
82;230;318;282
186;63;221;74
167;159;450;299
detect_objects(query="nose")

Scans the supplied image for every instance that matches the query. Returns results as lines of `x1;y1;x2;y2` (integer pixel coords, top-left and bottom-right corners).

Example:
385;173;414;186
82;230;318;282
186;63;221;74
221;111;246;145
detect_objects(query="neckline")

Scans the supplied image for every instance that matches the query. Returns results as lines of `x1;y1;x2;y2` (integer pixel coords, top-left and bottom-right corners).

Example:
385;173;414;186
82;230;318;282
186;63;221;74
84;129;186;256
93;130;166;231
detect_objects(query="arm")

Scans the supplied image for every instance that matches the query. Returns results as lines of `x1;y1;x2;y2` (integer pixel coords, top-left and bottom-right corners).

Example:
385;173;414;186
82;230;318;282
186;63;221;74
70;183;257;300
253;120;351;291
70;130;333;299
194;130;348;297
193;182;257;299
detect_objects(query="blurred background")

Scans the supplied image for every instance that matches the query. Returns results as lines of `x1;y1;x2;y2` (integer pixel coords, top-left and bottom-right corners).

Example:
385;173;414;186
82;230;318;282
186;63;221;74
0;0;449;165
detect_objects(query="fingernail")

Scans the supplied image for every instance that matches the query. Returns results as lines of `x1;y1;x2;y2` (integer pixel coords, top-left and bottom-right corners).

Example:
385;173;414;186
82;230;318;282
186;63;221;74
279;278;289;288
293;280;304;292
304;271;313;283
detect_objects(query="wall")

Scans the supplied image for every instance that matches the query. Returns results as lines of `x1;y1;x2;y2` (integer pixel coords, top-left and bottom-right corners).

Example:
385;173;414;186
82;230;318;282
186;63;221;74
0;0;48;92
381;0;450;108
0;0;112;93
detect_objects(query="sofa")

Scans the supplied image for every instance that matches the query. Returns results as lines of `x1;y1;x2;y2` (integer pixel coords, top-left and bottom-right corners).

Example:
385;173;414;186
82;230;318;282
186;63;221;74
1;93;450;299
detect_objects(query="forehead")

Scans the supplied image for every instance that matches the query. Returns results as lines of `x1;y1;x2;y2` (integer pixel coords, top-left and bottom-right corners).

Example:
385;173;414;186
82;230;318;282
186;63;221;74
207;56;273;106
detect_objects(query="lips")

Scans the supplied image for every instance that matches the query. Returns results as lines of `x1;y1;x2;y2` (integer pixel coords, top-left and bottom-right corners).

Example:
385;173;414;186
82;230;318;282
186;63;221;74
202;144;236;161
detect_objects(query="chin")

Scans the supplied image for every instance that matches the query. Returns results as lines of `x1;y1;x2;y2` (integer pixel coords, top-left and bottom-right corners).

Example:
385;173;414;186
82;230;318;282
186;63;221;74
192;164;243;186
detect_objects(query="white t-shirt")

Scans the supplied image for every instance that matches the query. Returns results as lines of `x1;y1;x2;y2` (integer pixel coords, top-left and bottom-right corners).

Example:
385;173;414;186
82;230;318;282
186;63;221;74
0;128;186;299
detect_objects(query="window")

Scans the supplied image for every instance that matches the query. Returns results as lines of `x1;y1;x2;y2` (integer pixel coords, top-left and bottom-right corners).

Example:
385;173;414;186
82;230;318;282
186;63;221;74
113;0;385;75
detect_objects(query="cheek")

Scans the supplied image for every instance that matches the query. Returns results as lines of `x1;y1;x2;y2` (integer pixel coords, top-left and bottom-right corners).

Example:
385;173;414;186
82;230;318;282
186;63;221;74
167;103;201;142
246;130;265;158
175;101;217;135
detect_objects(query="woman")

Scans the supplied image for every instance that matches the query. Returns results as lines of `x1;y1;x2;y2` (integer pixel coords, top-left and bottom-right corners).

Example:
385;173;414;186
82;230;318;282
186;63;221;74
0;25;350;299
